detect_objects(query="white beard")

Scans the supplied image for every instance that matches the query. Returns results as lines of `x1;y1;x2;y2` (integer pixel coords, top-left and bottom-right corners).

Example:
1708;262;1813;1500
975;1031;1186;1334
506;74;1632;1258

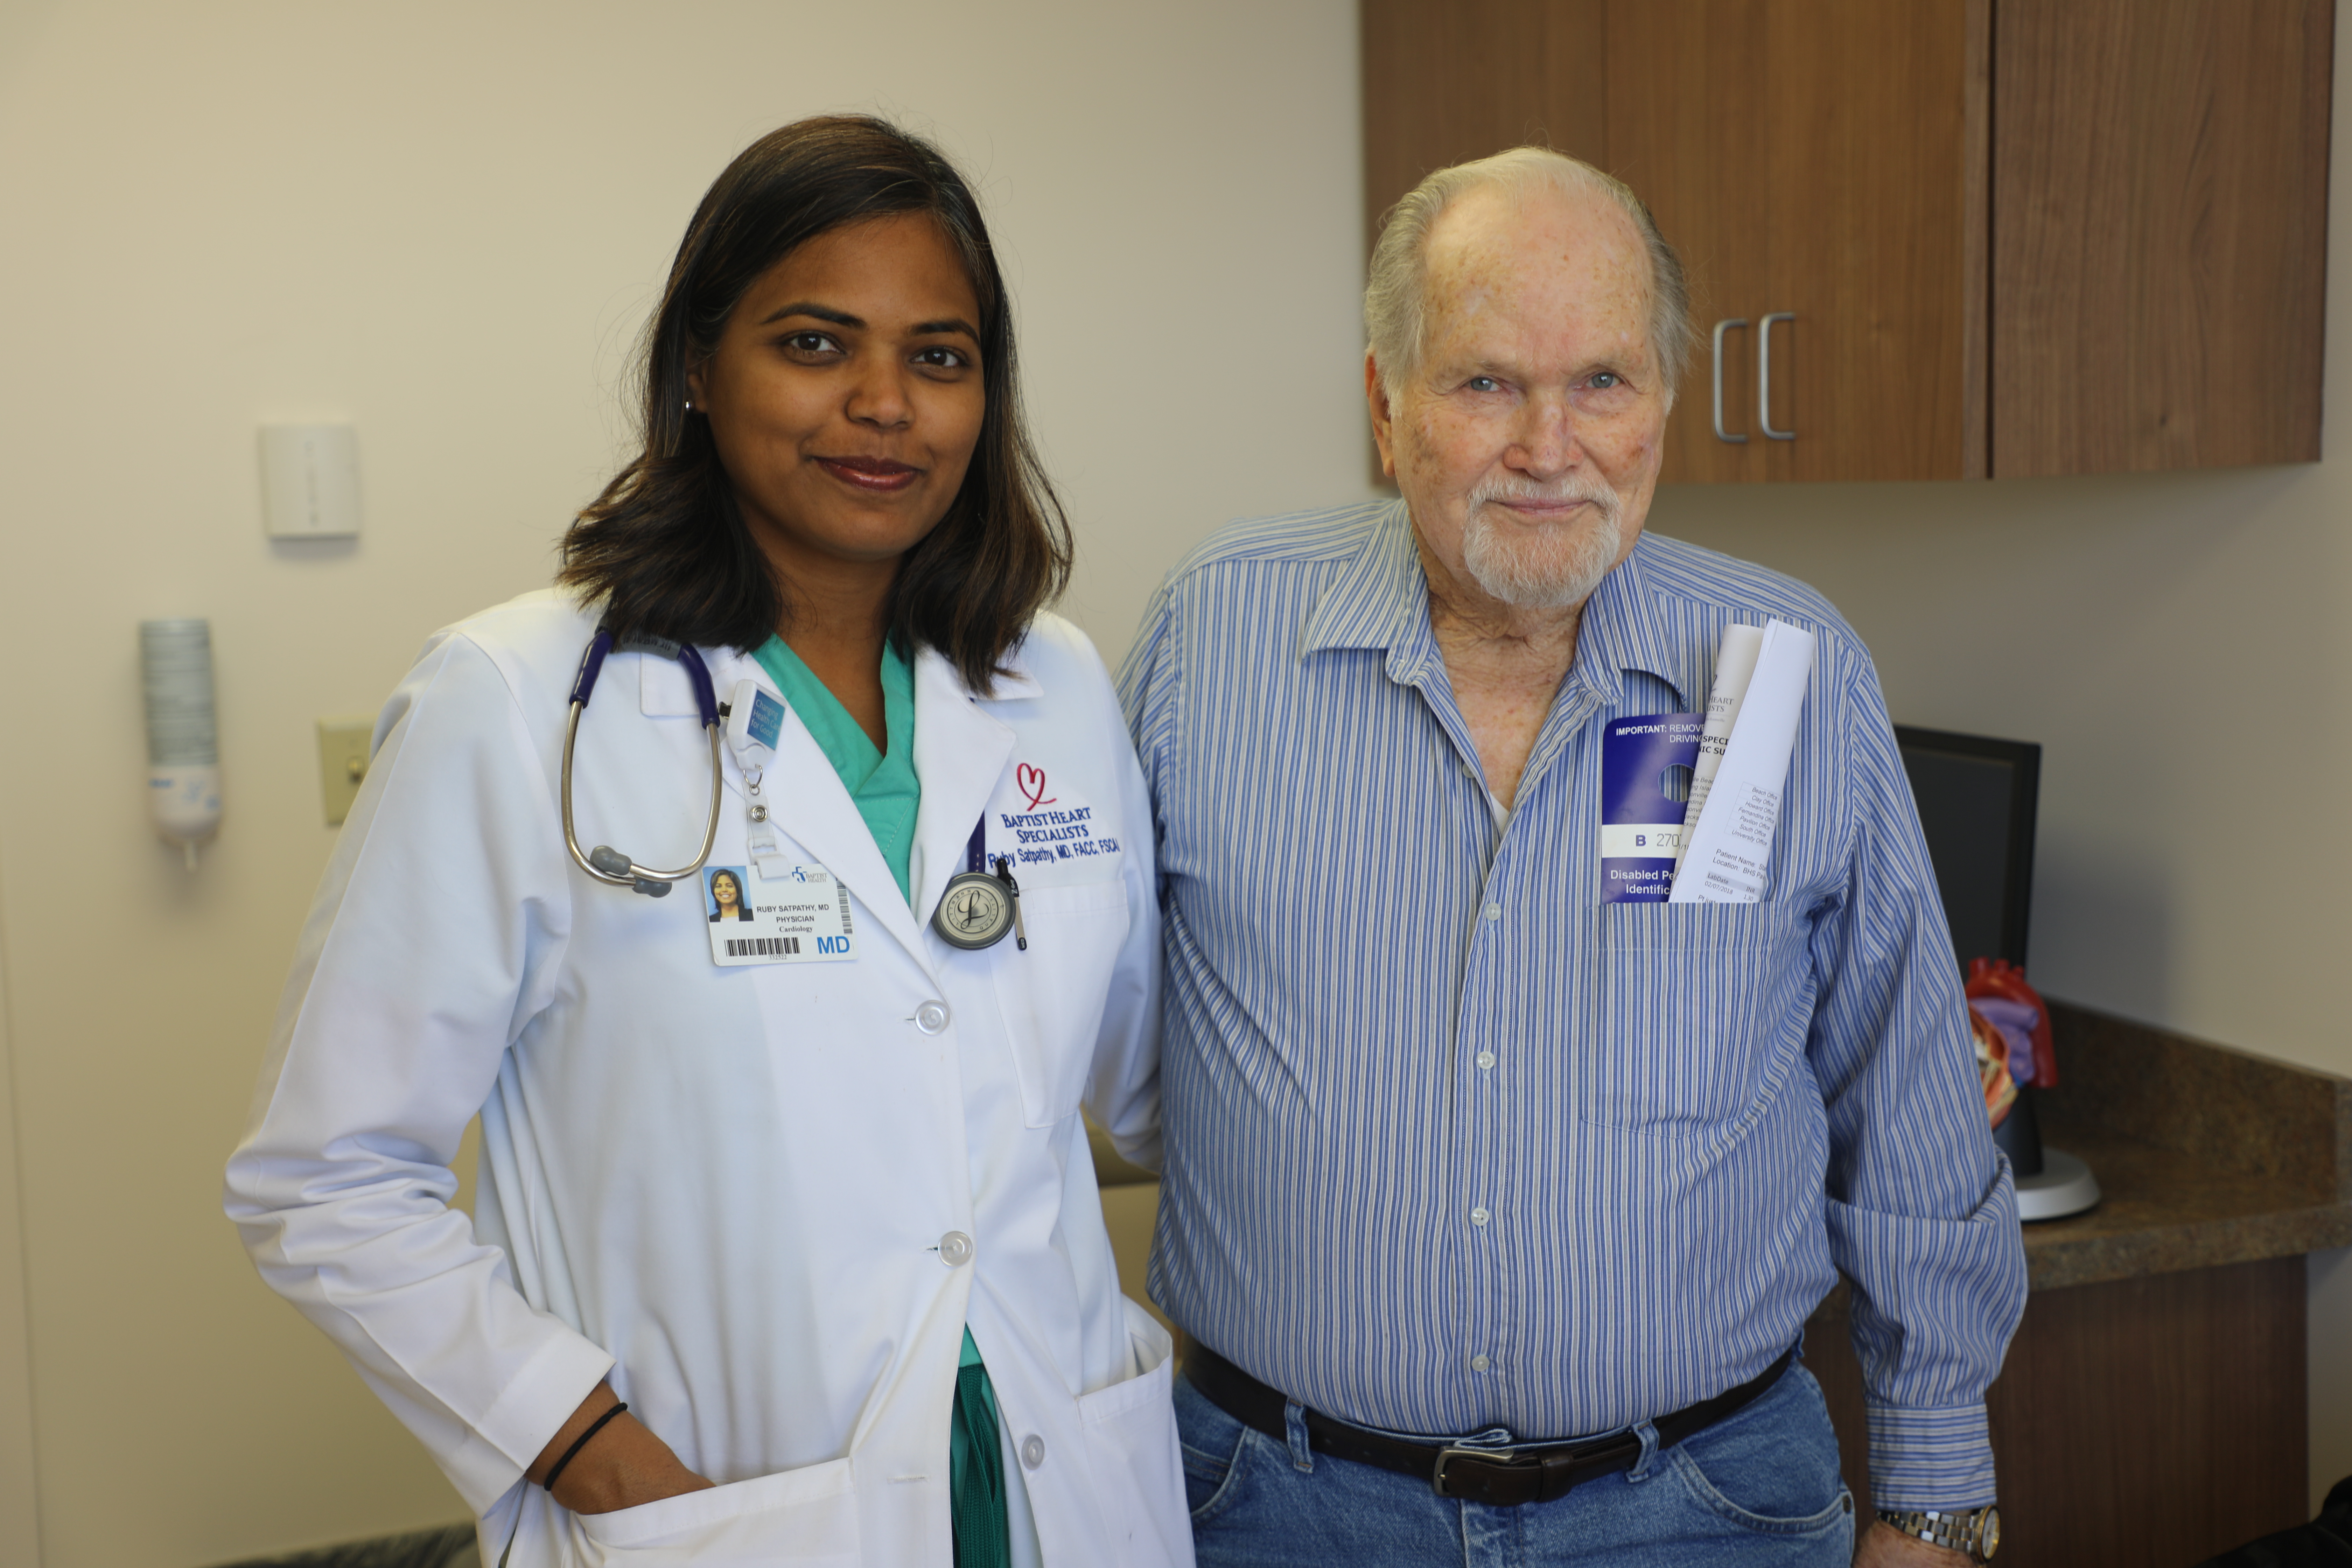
1458;476;1627;608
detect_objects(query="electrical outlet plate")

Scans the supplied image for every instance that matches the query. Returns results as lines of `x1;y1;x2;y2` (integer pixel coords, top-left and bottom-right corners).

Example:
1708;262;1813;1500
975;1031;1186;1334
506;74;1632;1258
316;717;374;826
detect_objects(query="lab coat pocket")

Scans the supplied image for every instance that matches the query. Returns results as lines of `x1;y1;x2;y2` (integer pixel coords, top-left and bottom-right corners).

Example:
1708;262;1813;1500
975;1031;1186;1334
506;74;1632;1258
574;1455;860;1566
992;880;1131;1127
1077;1297;1193;1568
1581;901;1802;1135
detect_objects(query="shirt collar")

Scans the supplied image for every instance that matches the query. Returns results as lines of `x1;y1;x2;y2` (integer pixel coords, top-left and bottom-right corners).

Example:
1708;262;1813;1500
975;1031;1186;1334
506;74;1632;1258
1300;498;1430;679
1299;499;1695;709
1567;537;1696;712
979;633;1045;702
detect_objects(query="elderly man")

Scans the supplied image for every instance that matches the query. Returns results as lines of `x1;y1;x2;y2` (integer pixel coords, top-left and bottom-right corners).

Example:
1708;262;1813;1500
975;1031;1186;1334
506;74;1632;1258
1118;147;2025;1567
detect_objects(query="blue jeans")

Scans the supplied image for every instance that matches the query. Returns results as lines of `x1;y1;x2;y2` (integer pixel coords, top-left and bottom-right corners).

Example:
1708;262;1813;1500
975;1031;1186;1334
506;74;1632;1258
1175;1357;1854;1567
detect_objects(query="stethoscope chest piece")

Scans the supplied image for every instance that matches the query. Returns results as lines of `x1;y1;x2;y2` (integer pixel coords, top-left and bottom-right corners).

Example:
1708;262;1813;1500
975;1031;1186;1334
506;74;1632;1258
932;872;1015;951
931;858;1026;952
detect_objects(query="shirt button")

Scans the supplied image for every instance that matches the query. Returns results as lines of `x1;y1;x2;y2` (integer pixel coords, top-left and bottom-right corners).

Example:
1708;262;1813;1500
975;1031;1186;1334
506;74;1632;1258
938;1231;974;1267
914;1001;951;1034
1470;1206;1491;1227
1483;903;1502;922
1021;1434;1046;1470
1471;1354;1492;1373
1476;1051;1497;1070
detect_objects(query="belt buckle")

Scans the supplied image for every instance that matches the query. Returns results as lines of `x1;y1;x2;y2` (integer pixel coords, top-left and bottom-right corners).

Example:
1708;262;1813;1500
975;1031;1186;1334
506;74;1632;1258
1431;1445;1524;1499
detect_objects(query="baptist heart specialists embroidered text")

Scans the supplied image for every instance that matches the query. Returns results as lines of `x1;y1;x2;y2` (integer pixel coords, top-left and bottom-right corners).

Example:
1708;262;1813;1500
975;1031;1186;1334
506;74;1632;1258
996;805;1121;864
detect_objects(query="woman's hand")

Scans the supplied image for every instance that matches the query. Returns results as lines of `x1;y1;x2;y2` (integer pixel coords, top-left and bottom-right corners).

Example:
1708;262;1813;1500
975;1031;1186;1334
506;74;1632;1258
528;1382;717;1515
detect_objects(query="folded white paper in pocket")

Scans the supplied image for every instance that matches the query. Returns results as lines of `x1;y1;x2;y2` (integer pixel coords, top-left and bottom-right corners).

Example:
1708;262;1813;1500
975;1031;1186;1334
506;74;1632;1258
1670;618;1814;904
1673;622;1765;872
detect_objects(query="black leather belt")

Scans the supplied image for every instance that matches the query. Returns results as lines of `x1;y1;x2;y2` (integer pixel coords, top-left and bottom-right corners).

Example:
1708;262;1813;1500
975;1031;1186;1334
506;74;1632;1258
1184;1342;1797;1508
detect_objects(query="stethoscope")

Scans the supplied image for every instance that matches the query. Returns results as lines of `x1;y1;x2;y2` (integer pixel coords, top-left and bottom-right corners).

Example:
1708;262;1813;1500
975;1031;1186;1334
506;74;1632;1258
561;630;1026;950
562;630;722;898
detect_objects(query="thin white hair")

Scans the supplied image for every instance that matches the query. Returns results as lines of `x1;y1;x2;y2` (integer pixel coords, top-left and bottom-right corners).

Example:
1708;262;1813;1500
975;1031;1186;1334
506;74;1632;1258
1365;146;1696;400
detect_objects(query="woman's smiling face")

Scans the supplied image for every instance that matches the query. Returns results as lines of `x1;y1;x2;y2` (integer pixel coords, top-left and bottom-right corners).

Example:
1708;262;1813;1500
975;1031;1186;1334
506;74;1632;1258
687;214;987;594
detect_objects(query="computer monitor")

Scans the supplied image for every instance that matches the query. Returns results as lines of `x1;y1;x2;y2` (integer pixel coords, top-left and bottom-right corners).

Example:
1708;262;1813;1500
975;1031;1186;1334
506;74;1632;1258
1893;724;2100;1208
1891;725;2041;972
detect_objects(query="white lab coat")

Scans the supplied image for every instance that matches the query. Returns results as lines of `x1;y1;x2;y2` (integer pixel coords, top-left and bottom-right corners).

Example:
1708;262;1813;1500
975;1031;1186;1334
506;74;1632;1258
225;590;1188;1568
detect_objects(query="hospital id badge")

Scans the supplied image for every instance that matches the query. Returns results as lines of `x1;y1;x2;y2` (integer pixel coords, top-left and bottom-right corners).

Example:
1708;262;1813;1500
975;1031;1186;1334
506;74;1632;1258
700;861;857;966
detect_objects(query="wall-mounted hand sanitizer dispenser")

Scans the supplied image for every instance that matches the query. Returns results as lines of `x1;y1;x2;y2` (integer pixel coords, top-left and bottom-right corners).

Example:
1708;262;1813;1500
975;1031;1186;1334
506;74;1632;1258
259;424;361;538
141;618;221;868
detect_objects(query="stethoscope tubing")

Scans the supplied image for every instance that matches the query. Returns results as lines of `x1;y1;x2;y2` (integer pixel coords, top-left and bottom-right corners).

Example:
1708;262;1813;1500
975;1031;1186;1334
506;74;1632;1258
561;630;725;895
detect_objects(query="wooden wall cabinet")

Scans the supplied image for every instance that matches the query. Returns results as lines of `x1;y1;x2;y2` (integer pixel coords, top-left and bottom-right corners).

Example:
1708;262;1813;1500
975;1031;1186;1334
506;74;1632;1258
1361;0;2332;482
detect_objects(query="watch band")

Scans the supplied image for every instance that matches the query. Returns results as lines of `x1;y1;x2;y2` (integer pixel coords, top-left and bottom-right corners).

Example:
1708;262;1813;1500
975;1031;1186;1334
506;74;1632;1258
1875;1504;2001;1561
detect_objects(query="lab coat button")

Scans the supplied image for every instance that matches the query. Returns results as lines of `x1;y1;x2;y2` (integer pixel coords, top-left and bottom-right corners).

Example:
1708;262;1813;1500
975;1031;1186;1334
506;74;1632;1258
1021;1434;1046;1470
915;1001;952;1034
939;1231;974;1267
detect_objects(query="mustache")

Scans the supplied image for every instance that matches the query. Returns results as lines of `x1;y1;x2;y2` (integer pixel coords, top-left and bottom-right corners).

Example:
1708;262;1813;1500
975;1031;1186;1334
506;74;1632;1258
1466;476;1623;518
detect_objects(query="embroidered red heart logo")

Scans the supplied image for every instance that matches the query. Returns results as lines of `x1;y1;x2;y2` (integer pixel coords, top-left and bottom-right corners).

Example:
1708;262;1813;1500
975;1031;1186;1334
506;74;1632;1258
1017;764;1057;810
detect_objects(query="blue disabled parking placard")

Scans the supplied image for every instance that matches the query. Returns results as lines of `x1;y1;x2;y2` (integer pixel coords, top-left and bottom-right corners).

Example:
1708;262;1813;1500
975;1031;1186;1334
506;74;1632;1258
1601;713;1703;903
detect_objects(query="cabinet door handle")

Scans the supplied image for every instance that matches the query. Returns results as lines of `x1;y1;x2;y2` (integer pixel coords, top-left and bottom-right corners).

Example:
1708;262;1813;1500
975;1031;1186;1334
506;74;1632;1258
1712;318;1750;443
1759;312;1796;440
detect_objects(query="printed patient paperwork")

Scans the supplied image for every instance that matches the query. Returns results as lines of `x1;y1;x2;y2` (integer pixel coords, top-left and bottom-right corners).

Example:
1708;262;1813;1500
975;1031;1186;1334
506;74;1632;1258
1670;619;1815;905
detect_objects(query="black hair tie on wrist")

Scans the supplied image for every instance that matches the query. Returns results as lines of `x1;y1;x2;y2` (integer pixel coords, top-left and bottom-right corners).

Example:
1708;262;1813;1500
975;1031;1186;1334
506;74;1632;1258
543;1401;628;1493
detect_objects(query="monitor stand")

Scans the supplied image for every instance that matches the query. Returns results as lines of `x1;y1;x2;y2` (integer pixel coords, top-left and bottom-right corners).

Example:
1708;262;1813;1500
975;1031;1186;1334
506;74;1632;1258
1996;1087;2100;1221
2016;1148;2101;1221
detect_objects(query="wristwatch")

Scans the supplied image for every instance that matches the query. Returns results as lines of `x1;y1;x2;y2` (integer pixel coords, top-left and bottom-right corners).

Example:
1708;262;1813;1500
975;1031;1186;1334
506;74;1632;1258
1876;1504;2000;1560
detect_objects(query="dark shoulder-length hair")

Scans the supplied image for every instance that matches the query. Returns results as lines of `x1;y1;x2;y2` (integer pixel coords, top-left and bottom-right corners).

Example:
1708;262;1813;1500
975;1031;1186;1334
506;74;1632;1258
558;115;1069;691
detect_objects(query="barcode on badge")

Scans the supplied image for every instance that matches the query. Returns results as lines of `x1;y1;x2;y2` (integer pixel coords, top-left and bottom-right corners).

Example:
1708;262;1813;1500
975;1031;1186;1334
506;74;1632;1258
835;882;854;934
727;936;801;958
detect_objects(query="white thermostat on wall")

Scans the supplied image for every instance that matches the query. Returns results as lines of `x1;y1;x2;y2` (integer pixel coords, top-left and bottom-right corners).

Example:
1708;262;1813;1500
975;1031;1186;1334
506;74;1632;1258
259;423;361;538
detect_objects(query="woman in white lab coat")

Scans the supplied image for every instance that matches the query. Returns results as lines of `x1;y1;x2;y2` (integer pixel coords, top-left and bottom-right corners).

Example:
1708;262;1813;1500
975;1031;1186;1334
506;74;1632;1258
225;116;1186;1568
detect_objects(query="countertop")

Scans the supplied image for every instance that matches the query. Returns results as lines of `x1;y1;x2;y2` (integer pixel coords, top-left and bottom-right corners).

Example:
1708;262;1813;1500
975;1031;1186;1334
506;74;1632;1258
2012;1001;2350;1290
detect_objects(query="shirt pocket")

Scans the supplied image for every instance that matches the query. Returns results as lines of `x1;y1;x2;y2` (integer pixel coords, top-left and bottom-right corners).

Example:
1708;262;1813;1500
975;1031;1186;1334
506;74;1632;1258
572;1454;860;1566
1580;901;1800;1136
992;880;1132;1128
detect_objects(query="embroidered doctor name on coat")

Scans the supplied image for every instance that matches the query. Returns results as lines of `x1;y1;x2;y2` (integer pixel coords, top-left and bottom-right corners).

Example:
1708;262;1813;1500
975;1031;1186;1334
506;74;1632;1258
1000;766;1120;866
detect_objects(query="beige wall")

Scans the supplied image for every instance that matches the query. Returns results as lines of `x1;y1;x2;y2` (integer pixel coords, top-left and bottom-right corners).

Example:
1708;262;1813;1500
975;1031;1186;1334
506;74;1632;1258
0;3;2344;1564
1;937;41;1566
0;3;1371;1564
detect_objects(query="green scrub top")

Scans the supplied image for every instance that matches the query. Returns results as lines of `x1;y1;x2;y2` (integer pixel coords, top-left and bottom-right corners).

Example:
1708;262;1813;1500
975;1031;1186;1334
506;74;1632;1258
749;636;1010;1568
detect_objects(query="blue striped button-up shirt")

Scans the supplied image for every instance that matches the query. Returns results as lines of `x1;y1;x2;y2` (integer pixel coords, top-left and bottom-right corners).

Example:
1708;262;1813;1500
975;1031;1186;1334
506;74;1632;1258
1116;500;2027;1508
